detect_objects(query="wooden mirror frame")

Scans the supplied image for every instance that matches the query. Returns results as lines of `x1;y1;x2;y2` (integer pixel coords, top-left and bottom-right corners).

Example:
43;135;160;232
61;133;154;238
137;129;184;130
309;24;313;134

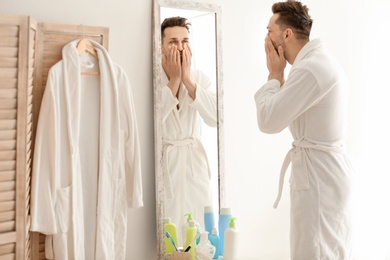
152;0;224;258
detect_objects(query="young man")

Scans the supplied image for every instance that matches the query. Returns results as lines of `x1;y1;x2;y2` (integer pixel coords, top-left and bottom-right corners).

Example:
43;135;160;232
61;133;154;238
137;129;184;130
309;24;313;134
160;17;217;246
254;1;354;259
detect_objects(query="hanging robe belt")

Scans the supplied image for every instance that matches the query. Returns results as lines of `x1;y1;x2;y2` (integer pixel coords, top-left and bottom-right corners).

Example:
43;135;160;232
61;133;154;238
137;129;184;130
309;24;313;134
162;137;211;199
273;137;346;209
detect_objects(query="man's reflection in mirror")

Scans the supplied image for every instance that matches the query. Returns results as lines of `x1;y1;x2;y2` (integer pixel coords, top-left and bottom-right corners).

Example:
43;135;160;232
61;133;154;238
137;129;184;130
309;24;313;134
161;16;217;246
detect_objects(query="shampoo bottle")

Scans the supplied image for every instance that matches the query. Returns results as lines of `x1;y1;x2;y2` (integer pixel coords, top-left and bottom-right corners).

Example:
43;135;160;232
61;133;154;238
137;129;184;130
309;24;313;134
195;232;216;260
204;206;215;236
218;207;232;255
209;226;220;259
164;217;178;254
185;220;197;260
224;217;239;260
181;213;193;247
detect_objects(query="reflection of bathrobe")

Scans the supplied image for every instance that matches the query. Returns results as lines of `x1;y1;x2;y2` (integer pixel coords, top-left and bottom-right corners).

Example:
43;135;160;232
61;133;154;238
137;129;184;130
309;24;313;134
30;40;143;260
162;70;217;246
255;39;353;259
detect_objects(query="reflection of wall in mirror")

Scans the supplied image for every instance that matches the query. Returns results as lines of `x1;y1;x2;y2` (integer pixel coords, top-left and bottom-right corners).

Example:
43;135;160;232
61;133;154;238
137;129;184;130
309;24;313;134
161;7;219;224
188;12;219;222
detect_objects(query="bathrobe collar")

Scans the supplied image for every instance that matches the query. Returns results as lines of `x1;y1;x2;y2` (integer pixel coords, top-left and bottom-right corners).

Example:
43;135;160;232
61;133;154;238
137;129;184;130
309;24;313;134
293;38;323;65
61;39;121;259
62;39;120;157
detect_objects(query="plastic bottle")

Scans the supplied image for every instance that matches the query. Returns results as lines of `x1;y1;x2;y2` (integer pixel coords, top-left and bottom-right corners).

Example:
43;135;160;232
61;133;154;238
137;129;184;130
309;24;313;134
224;217;239;260
195;231;216;260
204;206;215;236
164;217;178;254
182;213;193;247
218;207;232;255
185;220;197;260
209;226;220;259
182;213;201;247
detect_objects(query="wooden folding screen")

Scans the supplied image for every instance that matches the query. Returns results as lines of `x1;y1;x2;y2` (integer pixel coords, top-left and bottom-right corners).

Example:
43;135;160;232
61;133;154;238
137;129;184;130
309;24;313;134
0;14;37;260
0;14;109;260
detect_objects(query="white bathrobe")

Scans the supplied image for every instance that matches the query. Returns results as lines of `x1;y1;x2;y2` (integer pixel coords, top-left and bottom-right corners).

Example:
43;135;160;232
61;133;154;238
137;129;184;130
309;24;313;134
30;40;143;260
254;39;353;259
162;70;217;246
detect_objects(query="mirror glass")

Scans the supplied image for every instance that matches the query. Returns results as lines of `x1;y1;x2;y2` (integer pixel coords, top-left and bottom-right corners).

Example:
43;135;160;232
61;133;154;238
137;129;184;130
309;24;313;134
152;0;223;258
160;6;219;231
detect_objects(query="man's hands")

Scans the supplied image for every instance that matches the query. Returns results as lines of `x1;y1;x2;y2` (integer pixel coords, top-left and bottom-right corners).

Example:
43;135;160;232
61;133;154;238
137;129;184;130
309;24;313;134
162;45;181;96
180;44;192;86
162;44;196;99
265;36;286;86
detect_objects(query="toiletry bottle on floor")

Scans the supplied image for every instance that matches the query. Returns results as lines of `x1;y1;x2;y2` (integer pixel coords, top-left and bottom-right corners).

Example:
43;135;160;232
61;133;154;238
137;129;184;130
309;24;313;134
209;226;220;259
224;217;239;260
218;207;232;255
182;213;193;247
164;217;178;254
185;220;197;260
204;206;215;236
195;231;216;260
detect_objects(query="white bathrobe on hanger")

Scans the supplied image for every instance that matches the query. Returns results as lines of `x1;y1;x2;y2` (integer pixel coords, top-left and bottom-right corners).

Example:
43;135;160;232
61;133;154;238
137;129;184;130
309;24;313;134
30;39;143;260
255;39;353;259
162;70;217;245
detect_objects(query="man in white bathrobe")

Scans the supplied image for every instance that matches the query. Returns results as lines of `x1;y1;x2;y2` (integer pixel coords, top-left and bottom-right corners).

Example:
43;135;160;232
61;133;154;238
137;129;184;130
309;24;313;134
160;17;217;246
254;1;354;259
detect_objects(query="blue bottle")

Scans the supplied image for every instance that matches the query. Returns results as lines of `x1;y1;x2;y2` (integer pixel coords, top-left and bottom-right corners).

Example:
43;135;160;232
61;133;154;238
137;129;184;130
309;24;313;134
218;207;232;256
204;206;215;236
209;226;220;259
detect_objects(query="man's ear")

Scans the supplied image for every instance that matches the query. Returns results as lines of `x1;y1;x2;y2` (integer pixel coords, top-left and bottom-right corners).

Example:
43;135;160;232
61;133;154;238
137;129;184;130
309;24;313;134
285;28;294;42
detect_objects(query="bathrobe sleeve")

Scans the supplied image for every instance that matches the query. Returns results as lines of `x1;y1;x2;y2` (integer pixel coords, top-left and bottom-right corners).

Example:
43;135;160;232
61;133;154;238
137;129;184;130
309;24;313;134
254;68;325;133
30;68;59;235
161;70;217;127
161;86;178;124
117;66;143;208
188;70;217;127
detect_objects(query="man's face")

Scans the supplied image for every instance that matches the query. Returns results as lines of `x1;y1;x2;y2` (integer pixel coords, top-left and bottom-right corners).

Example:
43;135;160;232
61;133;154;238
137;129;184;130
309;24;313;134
162;26;190;58
266;13;286;53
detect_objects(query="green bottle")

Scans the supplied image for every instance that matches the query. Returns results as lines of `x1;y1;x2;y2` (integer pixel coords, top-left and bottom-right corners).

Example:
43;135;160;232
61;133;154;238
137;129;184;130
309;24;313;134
164;218;178;254
181;213;193;247
185;220;197;260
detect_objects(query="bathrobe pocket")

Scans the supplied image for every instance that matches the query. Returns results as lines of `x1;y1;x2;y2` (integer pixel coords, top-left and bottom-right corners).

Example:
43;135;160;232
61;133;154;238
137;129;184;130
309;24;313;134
55;185;71;233
290;149;310;190
191;147;210;179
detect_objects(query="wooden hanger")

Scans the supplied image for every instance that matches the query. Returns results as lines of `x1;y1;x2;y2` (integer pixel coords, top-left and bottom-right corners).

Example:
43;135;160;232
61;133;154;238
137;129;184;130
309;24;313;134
77;38;100;75
77;38;98;59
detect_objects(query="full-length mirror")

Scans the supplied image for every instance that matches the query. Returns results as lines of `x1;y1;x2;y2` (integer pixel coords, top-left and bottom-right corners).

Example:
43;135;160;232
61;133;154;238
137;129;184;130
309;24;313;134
152;0;224;258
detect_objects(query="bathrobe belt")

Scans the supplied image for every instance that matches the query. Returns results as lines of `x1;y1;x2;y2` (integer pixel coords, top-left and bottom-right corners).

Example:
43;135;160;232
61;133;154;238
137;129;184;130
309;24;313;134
273;137;345;209
163;137;211;199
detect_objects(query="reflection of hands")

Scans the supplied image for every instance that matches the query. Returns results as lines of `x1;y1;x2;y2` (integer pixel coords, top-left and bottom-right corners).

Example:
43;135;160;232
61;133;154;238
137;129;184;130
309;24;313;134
264;36;286;86
181;43;196;99
181;43;192;83
163;45;181;96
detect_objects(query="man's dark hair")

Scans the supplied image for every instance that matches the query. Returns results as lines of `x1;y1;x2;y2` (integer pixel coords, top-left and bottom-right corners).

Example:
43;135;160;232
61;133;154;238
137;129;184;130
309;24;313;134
272;0;313;40
161;16;191;40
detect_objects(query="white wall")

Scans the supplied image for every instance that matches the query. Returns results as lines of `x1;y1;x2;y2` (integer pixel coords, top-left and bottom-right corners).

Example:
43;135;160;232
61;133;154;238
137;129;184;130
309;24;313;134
2;0;389;259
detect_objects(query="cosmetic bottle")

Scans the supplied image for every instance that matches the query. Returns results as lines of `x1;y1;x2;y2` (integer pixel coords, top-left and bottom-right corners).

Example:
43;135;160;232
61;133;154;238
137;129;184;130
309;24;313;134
182;213;201;247
218;207;232;255
181;213;193;247
204;206;215;237
185;220;197;260
209;226;220;259
224;217;239;260
195;231;216;260
164;217;178;254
